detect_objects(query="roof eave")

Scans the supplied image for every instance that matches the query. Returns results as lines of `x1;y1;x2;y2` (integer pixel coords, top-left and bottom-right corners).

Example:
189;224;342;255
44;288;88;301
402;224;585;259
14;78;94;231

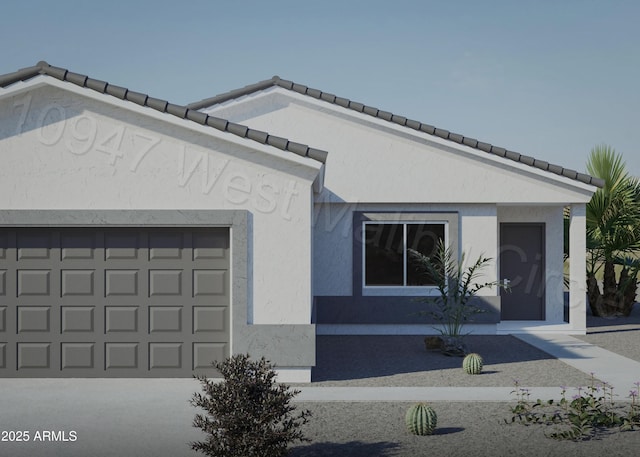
187;76;281;110
0;62;327;165
0;63;44;88
191;76;604;189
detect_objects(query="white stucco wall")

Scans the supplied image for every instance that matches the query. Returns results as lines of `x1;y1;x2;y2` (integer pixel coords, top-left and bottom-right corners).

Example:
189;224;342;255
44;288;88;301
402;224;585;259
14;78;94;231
203;88;592;329
204;89;595;205
0;83;320;325
497;205;565;322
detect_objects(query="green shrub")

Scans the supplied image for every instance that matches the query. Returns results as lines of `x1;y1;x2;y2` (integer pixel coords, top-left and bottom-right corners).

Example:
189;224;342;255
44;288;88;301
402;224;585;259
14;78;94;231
408;240;508;339
405;402;438;435
190;354;311;457
505;376;640;441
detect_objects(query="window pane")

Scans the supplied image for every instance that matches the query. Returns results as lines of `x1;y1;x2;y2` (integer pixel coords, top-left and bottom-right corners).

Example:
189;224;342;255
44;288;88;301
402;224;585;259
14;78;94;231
364;223;403;285
406;224;445;286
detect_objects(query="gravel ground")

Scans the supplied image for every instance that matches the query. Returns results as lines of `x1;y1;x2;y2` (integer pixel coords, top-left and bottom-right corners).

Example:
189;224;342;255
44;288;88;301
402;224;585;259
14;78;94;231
290;402;640;457
286;309;640;456
302;334;594;387
576;305;640;362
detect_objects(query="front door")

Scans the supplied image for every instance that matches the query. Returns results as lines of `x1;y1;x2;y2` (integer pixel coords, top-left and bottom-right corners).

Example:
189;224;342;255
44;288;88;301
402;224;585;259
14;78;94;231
499;223;545;320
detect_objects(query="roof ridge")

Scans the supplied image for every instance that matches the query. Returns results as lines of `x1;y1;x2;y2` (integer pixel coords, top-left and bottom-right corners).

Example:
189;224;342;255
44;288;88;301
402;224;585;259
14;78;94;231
187;76;280;110
189;76;603;188
0;62;327;164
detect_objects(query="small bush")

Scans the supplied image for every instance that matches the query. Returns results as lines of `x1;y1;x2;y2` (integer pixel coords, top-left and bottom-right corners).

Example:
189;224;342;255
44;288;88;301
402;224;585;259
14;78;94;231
189;354;311;457
505;375;640;441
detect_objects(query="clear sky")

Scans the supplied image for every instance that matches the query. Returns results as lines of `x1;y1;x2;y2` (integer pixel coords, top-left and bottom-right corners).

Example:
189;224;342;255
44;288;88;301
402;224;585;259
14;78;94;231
2;0;638;177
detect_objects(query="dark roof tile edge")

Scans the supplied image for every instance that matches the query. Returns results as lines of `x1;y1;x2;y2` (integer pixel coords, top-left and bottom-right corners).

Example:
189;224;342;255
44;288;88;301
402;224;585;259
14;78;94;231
125;90;148;106
0;62;327;165
65;71;88;87
188;75;604;188
105;84;128;100
0;64;42;87
276;78;605;187
186;77;280;109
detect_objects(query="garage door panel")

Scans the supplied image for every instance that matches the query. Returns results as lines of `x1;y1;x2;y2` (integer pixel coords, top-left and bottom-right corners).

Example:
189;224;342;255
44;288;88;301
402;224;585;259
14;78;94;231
60;232;97;260
193;306;227;334
17;232;53;260
149;342;183;369
193;270;226;297
0;227;230;378
61;306;95;333
105;342;139;369
193;342;228;370
61;342;95;369
17;270;51;296
17;342;51;369
61;270;96;296
192;229;228;260
105;306;139;332
105;270;139;296
149;306;183;333
0;232;7;259
149;270;182;296
104;232;141;260
17;306;51;332
149;232;184;260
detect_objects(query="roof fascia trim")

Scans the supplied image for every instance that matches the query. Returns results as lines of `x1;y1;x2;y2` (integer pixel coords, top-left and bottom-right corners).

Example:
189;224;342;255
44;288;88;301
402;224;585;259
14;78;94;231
191;76;603;189
206;87;599;194
0;62;327;165
0;76;324;181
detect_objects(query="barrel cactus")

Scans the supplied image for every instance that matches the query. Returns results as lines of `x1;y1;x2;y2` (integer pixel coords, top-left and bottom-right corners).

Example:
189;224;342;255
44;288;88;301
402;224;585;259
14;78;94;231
405;402;437;435
462;353;483;375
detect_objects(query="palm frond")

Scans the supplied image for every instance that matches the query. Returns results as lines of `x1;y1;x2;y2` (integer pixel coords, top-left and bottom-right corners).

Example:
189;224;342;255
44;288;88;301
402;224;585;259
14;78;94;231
586;145;629;195
408;241;506;337
585;145;640;260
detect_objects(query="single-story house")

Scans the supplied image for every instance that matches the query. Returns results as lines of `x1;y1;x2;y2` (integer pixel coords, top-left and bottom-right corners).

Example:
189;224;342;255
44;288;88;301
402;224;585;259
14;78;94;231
0;62;600;382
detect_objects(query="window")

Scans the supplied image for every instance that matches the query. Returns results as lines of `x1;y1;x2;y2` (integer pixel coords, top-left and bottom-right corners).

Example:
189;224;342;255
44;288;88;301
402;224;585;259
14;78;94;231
363;222;445;287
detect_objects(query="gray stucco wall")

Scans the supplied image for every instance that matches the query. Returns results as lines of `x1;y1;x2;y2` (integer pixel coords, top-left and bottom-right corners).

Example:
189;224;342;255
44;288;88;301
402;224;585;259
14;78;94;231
314;296;501;325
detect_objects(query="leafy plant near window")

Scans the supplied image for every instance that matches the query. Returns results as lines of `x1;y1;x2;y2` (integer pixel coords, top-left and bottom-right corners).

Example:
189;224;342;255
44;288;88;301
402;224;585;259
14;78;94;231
408;240;506;339
190;354;311;457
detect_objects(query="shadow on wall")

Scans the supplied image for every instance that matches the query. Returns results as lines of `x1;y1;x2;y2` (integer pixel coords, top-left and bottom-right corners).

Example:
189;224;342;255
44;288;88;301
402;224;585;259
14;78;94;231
312;335;556;382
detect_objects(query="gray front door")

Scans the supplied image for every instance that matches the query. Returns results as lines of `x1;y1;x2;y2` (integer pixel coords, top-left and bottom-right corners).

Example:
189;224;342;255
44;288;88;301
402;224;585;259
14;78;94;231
0;227;230;377
499;223;545;320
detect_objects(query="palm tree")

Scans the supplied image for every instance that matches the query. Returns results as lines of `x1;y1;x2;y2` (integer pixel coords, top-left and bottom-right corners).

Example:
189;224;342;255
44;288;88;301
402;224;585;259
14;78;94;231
585;145;640;317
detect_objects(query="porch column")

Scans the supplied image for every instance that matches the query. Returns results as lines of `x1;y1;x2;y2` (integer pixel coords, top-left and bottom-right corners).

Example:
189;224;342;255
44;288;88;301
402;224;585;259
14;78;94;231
569;203;587;332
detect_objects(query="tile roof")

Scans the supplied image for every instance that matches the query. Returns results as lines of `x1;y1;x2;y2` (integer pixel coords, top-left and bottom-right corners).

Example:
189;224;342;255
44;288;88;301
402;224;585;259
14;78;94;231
0;62;328;164
188;76;604;188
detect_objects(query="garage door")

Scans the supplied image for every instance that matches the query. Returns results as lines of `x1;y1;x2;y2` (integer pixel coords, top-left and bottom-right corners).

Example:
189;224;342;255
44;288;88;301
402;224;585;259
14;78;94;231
0;227;230;377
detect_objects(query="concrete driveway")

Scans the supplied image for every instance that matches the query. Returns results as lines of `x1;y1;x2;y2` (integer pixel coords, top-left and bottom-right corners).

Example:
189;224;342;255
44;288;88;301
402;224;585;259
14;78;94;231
0;379;205;457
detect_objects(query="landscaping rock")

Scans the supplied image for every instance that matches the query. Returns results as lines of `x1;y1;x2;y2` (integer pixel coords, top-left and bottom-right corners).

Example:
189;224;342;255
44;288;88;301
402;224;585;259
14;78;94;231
424;336;469;356
441;336;469;357
424;336;445;351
